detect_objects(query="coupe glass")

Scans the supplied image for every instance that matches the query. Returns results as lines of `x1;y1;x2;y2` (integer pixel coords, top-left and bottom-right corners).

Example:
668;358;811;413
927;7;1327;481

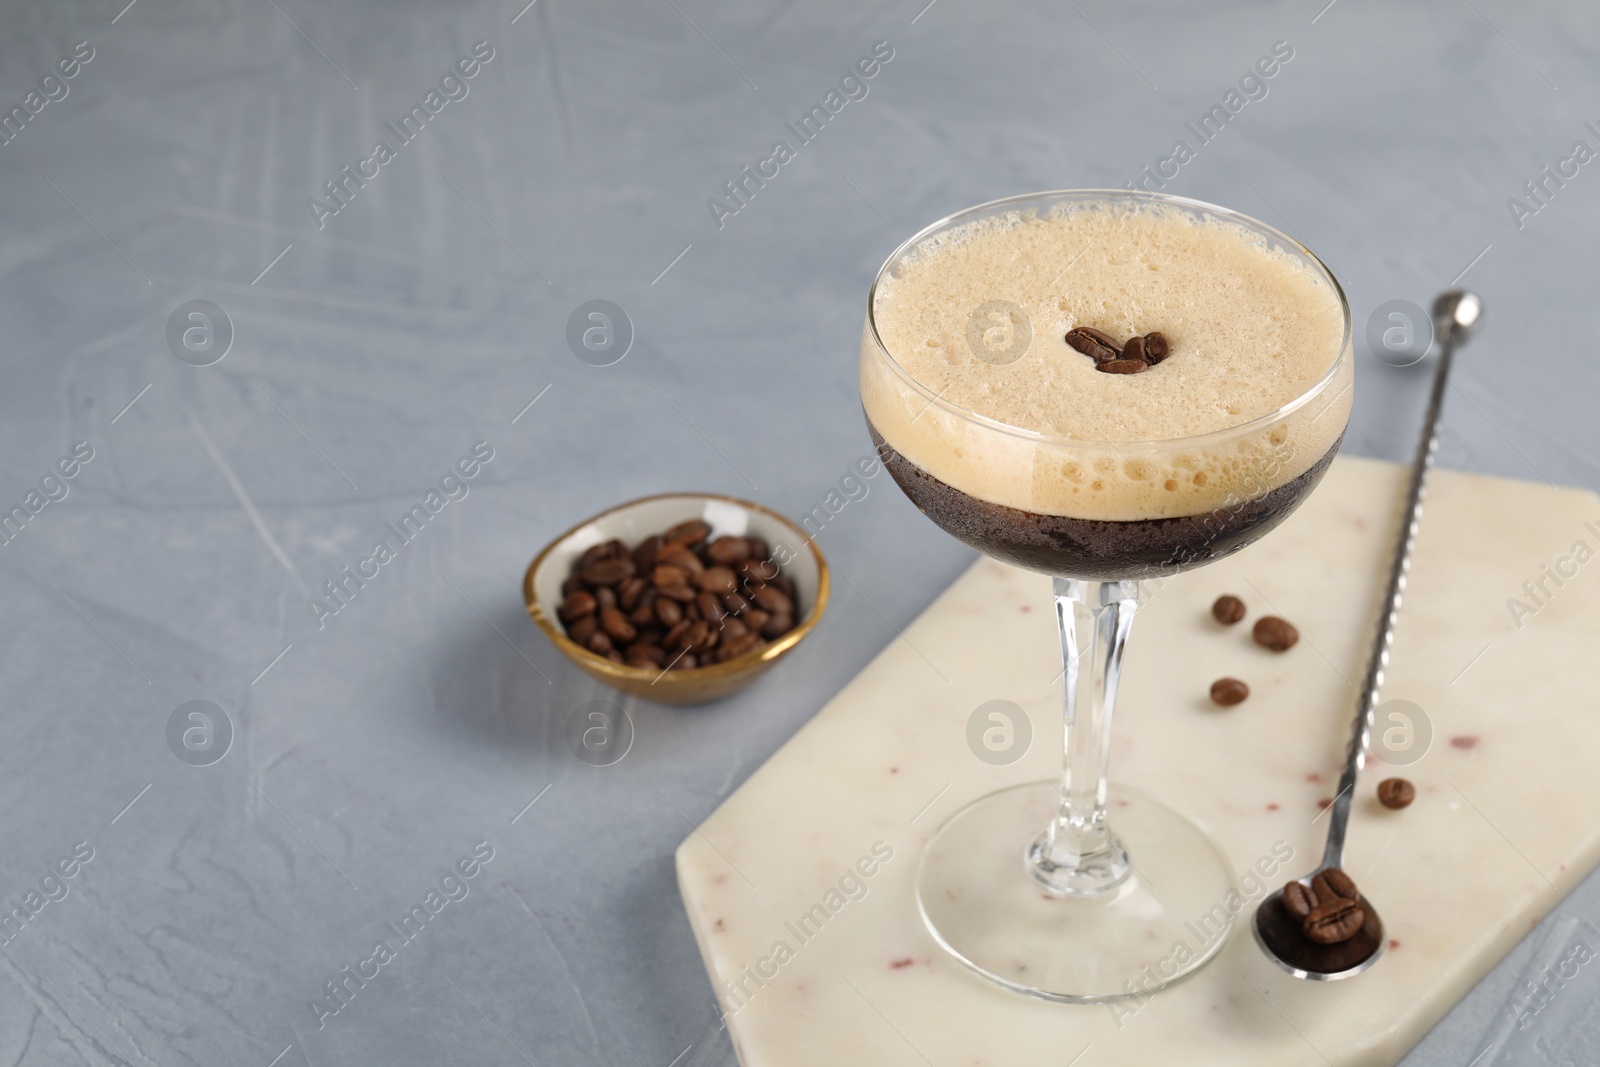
859;190;1353;1002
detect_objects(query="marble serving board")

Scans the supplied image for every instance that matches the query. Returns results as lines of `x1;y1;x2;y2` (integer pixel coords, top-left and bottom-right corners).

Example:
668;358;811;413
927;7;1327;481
675;455;1600;1067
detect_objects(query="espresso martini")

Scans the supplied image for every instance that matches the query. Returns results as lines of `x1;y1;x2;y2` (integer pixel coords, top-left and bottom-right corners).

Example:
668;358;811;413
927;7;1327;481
862;200;1351;580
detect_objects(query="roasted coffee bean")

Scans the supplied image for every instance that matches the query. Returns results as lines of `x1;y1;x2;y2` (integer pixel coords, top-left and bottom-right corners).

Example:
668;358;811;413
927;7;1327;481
698;566;738;596
751;585;794;615
664;620;693;649
633;535;664;573
655;598;684;627
742;607;771;633
559;591;598;622
1282;881;1317;921
738;557;779;584
697;592;727;623
1065;327;1122;363
717;632;762;662
561;574;588;597
1304;899;1365;944
665;520;711;547
706;536;751;564
625;642;666;667
594;585;617;611
658;582;698;604
577;541;619;570
745;537;770;561
568;616;599;644
770;574;795;598
618;576;648;611
721;591;751;615
658;543;705;574
669;652;698;670
584;631;613;655
635;625;665;646
580;557;635;587
1098;358;1148;375
760;612;793;639
720;616;749;641
1122;335;1147;362
629;599;657;627
1210;677;1249;706
1143;331;1170;364
1377;777;1415;810
684;620;717;652
652;564;692;589
1313;867;1358;903
1253;616;1299;652
599;608;636;642
1211;594;1246;625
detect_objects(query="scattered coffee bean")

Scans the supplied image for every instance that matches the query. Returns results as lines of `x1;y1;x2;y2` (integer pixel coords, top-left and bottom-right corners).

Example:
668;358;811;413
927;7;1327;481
1253;615;1300;652
1283;881;1316;921
1304;898;1365;944
558;518;802;670
1210;677;1249;706
1143;332;1170;364
1099;358;1148;375
1211;594;1246;625
1376;778;1415;809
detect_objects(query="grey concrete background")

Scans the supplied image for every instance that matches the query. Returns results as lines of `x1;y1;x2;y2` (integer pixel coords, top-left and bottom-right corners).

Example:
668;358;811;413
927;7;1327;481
0;0;1595;1063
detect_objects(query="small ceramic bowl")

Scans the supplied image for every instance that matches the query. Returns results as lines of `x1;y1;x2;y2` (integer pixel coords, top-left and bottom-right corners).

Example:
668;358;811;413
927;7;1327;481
524;493;830;705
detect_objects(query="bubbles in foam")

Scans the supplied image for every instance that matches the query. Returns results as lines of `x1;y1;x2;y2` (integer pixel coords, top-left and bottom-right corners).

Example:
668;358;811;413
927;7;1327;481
861;200;1351;521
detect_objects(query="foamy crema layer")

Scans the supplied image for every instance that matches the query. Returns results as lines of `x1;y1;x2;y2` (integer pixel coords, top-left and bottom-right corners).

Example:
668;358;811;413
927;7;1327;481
861;202;1351;521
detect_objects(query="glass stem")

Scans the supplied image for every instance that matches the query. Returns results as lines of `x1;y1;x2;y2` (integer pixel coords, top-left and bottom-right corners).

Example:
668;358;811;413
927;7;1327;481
1027;577;1143;895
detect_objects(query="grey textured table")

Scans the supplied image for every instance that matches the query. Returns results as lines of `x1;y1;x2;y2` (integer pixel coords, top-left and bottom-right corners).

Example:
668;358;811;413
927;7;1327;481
1;0;1596;1064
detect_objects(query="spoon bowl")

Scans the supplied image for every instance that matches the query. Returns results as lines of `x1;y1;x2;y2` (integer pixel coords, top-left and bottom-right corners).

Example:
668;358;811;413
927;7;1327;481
1253;868;1385;980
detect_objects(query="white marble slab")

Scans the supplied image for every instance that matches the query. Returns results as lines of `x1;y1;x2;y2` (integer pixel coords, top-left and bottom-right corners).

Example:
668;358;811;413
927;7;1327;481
676;456;1600;1066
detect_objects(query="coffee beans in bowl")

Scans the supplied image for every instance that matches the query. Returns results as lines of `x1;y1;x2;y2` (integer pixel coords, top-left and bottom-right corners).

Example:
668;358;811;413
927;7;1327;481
524;493;829;705
556;526;799;671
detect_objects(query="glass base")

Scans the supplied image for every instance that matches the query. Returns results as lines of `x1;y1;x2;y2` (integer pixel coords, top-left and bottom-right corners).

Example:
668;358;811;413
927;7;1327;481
916;781;1236;1003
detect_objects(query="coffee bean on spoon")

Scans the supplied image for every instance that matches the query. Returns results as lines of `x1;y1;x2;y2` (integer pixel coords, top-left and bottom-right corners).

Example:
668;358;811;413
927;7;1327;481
1313;867;1358;902
1282;881;1318;921
1253;616;1300;651
1304;898;1365;944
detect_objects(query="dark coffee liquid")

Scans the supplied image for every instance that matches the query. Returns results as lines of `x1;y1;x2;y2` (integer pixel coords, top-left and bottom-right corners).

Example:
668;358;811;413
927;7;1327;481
869;420;1341;581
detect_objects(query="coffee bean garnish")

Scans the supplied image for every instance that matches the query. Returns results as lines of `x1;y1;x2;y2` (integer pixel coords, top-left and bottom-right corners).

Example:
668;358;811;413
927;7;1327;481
1210;678;1249;706
1065;326;1172;374
1099;359;1148;374
1376;777;1415;809
559;524;799;670
1253;615;1299;652
1211;594;1246;625
1304;898;1366;944
1143;332;1170;364
1064;327;1121;363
